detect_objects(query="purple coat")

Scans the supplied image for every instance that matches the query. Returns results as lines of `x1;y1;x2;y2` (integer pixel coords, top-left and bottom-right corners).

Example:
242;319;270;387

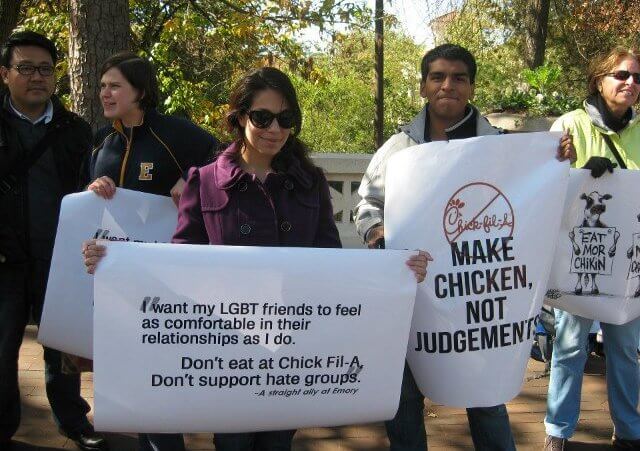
173;143;341;248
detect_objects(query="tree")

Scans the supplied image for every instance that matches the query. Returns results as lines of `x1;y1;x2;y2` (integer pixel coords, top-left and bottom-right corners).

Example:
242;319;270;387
294;26;423;152
0;0;23;44
522;0;550;68
68;0;129;129
555;0;640;64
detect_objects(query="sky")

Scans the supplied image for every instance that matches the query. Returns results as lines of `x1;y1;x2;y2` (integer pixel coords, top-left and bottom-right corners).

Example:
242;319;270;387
297;0;461;52
373;0;460;47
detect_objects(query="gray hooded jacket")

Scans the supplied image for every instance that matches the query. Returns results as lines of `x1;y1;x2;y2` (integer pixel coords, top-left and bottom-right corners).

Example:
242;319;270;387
354;104;501;240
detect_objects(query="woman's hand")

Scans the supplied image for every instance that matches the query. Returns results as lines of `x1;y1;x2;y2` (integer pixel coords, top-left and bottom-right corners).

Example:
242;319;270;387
87;176;116;199
582;156;616;178
406;250;433;283
556;132;576;163
170;177;186;207
82;239;106;274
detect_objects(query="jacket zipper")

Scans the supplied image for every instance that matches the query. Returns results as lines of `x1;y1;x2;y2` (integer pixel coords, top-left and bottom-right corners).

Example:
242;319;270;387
118;126;134;186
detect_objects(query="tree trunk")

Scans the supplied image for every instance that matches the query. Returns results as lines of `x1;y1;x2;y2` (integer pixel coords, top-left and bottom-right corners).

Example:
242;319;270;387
0;0;23;45
523;0;550;68
68;0;130;130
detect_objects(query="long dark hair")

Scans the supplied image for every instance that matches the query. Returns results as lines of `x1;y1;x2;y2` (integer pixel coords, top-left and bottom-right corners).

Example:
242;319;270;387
226;67;315;174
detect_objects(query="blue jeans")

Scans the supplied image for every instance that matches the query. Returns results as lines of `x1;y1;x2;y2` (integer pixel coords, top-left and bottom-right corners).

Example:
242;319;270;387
386;364;516;450
545;310;640;440
214;430;296;451
0;260;90;441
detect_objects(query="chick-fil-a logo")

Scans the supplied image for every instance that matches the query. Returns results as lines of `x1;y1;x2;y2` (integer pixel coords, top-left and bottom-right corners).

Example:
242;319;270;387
443;182;515;244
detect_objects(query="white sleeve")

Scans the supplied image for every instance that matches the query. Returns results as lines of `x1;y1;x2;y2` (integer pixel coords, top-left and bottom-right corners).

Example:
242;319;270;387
354;133;411;240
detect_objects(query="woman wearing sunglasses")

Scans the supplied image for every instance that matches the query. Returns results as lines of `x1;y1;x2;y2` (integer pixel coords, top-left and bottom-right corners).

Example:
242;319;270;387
544;47;640;451
170;66;429;451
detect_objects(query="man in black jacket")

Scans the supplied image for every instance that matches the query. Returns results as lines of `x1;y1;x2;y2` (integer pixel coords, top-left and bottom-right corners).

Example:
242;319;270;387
0;31;106;450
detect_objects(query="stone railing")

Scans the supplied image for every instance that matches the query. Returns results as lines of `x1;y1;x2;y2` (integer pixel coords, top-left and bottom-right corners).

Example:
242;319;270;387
310;113;553;248
311;153;372;248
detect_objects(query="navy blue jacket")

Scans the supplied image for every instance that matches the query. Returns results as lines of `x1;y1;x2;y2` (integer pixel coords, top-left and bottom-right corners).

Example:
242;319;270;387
88;109;217;196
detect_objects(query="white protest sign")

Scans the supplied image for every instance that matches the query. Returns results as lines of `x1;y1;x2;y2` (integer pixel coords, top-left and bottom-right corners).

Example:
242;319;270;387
93;242;417;433
39;189;177;358
545;169;640;324
385;132;568;408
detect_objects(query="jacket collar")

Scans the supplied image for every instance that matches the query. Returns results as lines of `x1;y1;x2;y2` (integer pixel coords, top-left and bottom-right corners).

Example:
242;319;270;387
400;103;499;143
8;98;53;124
1;91;67;124
214;142;313;190
583;95;638;133
112;108;155;134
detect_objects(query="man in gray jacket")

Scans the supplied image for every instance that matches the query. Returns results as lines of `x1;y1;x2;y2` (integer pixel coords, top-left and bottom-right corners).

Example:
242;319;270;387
355;44;513;451
356;43;574;451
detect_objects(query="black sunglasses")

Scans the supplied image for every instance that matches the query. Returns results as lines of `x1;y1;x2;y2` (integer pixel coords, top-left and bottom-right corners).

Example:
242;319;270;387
248;109;295;129
605;70;640;84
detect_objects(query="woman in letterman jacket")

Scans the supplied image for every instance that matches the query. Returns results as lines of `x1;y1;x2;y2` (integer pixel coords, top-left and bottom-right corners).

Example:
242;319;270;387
82;52;216;451
85;51;217;204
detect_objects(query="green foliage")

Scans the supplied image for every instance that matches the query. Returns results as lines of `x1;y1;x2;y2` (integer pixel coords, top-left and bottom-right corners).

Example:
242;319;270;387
491;64;579;116
16;1;70;103
440;0;582;117
522;64;560;92
295;27;424;153
15;1;423;153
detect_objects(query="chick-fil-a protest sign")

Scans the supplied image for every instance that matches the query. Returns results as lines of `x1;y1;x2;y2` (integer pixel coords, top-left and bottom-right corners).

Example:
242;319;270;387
93;242;417;432
384;132;568;407
545;169;640;324
39;190;177;358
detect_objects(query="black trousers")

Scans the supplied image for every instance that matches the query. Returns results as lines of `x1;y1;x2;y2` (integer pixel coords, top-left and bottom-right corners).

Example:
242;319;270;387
0;258;90;441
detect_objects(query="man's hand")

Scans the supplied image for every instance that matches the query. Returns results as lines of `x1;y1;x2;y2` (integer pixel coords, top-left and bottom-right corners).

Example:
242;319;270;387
170;177;186;207
556;132;576;163
366;225;385;249
87;176;116;199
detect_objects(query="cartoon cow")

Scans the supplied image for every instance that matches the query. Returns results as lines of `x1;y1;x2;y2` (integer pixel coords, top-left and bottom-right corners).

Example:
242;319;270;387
569;192;620;295
626;213;640;297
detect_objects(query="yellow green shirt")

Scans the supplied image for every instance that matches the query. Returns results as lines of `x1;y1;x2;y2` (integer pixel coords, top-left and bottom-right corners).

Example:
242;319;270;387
551;106;640;169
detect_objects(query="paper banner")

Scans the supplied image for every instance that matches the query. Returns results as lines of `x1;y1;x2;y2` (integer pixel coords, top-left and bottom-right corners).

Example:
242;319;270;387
39;189;177;358
94;242;416;432
385;132;568;407
546;169;640;325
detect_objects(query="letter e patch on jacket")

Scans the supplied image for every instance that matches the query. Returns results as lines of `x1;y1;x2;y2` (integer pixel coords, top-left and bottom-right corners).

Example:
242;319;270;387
139;162;154;181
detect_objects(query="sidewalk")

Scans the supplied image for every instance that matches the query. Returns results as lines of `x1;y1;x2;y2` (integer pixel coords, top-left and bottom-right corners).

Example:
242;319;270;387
13;325;612;450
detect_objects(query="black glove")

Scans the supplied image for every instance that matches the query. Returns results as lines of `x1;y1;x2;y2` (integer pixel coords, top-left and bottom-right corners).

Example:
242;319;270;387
582;156;617;178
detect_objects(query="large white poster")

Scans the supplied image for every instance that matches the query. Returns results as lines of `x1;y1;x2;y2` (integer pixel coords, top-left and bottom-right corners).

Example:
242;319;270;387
385;132;568;407
39;190;177;358
546;170;640;324
93;242;417;432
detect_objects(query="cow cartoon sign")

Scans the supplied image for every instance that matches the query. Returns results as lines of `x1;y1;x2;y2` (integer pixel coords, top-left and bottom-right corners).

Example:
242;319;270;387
568;192;620;295
546;170;640;325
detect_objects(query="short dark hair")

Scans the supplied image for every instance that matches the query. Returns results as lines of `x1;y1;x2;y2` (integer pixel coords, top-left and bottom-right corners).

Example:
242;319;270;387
421;44;477;84
100;52;159;110
1;31;57;67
